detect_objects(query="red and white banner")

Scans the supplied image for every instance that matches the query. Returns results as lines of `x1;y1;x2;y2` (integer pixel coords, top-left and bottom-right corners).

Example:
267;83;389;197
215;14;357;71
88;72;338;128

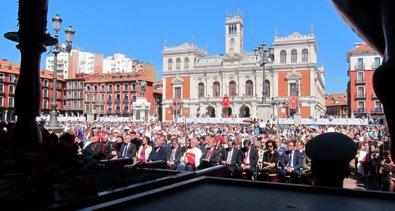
288;96;298;110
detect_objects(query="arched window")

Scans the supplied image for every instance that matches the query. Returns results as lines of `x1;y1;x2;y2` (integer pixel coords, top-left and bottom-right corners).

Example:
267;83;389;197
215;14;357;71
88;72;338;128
198;82;204;98
291;50;297;63
213;81;220;97
280;50;286;63
168;59;173;70
245;80;253;96
184;57;189;69
176;58;181;69
302;49;308;62
229;81;236;96
263;80;270;98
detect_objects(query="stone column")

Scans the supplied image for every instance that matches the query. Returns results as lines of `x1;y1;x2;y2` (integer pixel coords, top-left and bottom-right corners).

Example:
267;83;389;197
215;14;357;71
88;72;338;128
5;0;55;152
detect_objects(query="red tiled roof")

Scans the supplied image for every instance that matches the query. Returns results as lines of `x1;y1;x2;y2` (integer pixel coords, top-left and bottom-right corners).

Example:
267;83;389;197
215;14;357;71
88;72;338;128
348;43;374;53
325;93;348;107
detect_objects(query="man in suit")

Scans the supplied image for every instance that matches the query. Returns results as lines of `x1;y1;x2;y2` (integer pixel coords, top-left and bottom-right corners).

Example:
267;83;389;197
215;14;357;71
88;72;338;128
118;134;137;160
198;136;220;169
221;140;241;177
235;140;259;180
83;135;102;159
148;138;167;162
279;140;303;183
166;138;183;169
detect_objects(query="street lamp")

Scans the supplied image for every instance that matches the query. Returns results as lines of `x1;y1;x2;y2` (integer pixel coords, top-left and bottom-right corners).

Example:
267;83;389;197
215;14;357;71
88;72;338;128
47;14;75;128
254;42;274;104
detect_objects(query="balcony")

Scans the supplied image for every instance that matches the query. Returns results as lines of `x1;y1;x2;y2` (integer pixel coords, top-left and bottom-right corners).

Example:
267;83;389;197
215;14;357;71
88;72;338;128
371;107;384;114
354;108;367;113
123;98;129;103
115;110;121;115
123;109;129;114
354;64;365;70
114;89;121;93
354;78;365;84
107;109;112;114
107;99;112;104
115;99;120;104
354;94;366;99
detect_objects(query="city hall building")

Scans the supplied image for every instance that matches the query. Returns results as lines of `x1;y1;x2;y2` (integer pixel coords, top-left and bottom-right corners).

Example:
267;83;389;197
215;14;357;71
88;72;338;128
162;12;326;122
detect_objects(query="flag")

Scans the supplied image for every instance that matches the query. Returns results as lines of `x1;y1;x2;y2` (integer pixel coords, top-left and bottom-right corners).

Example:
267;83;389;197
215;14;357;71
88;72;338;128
223;95;230;107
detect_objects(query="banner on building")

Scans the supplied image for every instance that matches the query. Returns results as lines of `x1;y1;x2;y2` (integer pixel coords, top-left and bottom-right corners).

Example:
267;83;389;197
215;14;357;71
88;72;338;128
288;96;298;110
223;95;230;107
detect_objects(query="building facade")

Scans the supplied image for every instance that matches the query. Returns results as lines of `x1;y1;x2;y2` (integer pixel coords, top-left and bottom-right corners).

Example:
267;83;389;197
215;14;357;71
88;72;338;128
0;60;66;122
347;43;384;120
162;12;325;122
103;53;134;74
1;59;160;122
325;93;348;118
81;72;156;120
64;76;85;116
45;48;104;79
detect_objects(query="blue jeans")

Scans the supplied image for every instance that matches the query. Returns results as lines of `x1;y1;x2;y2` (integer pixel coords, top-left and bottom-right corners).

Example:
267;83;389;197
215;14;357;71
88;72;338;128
176;163;194;171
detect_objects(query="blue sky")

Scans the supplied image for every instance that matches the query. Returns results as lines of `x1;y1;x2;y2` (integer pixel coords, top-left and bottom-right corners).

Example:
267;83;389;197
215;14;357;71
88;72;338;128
1;0;362;94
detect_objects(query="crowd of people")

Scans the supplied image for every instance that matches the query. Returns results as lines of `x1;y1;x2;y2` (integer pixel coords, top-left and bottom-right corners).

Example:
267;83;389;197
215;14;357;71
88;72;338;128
2;118;393;191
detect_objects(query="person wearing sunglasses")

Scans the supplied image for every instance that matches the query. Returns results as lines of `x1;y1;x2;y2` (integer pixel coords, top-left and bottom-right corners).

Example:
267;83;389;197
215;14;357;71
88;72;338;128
258;140;280;181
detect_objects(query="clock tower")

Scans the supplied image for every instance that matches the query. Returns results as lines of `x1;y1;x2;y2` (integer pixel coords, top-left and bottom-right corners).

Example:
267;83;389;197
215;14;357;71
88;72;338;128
225;10;244;56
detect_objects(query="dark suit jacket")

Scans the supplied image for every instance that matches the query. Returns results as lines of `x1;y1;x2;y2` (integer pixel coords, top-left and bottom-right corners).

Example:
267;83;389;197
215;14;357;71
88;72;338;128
118;142;137;159
280;150;303;172
202;147;221;164
221;147;241;166
240;147;259;167
149;146;167;161
166;146;183;164
83;142;102;158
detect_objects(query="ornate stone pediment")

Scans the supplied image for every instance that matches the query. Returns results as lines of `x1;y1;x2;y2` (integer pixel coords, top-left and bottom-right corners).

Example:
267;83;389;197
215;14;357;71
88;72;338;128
171;77;184;85
285;72;302;80
288;32;303;38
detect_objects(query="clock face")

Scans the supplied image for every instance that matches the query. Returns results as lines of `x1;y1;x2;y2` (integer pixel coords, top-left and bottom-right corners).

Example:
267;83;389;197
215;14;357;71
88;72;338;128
229;38;235;45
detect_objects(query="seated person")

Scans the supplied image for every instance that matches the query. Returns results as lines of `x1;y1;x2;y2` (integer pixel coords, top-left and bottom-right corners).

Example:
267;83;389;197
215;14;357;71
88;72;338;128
199;136;220;169
380;150;395;192
166;138;183;170
177;138;202;171
258;140;279;181
235;140;259;180
278;140;303;183
300;154;313;185
118;134;137;160
148;138;167;162
136;136;152;163
220;140;241;177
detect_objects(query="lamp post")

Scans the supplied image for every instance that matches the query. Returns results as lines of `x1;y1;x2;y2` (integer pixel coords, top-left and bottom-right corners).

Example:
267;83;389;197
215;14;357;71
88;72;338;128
254;42;274;104
48;14;75;128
